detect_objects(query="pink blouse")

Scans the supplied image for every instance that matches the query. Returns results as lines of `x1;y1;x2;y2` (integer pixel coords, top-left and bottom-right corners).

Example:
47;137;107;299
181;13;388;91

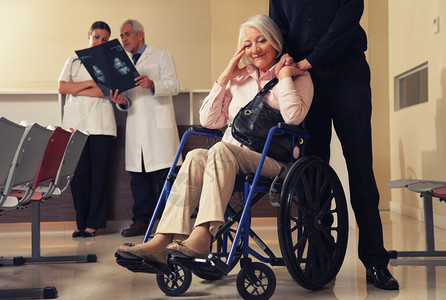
199;63;314;146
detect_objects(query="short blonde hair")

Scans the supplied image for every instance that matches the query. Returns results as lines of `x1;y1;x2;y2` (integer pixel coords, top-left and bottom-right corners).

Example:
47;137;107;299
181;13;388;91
237;15;283;68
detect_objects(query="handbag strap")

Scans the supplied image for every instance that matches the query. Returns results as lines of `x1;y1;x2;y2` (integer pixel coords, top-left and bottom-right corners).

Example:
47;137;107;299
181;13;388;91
258;77;278;96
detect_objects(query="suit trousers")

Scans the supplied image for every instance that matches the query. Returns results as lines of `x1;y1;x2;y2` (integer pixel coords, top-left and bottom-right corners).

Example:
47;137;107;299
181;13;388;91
130;166;169;224
71;135;114;230
156;142;288;237
306;55;389;268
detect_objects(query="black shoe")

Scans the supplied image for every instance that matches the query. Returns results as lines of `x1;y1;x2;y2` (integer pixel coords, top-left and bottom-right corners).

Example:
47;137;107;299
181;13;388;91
82;230;96;238
121;222;149;237
72;231;84;238
366;267;399;290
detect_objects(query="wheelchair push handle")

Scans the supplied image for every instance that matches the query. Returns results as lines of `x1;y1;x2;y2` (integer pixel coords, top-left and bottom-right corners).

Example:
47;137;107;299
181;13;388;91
277;122;308;137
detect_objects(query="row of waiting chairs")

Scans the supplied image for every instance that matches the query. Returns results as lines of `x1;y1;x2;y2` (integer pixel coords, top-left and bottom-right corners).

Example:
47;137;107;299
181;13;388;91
0;117;94;299
0;117;87;211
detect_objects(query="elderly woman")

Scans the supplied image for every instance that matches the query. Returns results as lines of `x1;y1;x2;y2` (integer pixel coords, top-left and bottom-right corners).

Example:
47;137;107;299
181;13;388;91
117;14;313;263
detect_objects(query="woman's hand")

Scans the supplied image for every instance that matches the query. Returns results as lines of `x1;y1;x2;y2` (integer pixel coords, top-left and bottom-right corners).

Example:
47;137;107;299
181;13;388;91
110;89;126;105
278;65;307;81
274;53;294;77
275;54;307;80
217;44;247;85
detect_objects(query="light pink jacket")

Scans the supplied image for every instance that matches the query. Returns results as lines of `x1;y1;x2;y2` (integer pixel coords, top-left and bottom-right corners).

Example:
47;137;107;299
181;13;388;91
200;64;314;146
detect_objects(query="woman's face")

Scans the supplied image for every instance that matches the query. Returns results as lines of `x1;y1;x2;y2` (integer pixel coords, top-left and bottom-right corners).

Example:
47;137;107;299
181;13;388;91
242;26;277;74
88;29;110;47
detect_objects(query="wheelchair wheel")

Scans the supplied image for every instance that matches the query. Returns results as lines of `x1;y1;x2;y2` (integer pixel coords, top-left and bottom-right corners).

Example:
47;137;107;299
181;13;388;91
156;262;192;296
236;262;276;300
278;156;348;290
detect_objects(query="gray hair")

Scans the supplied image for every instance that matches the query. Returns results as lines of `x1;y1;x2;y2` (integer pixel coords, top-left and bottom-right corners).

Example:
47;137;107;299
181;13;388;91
121;19;145;41
237;15;283;68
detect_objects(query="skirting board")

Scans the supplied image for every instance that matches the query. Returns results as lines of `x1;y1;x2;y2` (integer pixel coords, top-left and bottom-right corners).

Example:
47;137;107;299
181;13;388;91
390;200;446;231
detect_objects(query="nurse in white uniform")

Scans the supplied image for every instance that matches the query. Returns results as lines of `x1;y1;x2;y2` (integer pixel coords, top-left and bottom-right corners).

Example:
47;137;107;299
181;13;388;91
58;21;116;238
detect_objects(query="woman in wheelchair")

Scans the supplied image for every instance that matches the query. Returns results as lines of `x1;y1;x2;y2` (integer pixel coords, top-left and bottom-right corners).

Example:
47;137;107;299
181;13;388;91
117;14;313;264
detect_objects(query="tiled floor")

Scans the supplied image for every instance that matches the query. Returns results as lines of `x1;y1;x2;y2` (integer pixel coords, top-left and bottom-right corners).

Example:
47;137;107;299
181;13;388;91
1;211;446;299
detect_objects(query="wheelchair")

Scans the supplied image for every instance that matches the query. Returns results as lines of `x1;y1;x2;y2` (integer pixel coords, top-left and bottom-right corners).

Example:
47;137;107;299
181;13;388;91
116;123;349;299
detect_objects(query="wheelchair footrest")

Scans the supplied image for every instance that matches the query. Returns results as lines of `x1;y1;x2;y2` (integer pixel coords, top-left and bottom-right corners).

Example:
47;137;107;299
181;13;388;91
115;253;164;274
173;255;228;277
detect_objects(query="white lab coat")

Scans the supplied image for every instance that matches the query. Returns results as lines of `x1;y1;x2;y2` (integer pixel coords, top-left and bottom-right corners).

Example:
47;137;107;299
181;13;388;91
59;56;117;136
120;45;181;173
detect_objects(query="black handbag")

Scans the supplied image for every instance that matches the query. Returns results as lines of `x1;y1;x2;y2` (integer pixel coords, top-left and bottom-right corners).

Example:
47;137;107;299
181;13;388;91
231;77;293;162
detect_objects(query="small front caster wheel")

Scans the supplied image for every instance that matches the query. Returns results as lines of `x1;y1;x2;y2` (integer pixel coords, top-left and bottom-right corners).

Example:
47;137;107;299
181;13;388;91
156;263;192;296
236;262;276;300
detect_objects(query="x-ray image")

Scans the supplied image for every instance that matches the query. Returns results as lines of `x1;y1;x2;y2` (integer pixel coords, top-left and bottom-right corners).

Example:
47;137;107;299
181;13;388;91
93;65;106;83
76;39;139;92
113;58;131;75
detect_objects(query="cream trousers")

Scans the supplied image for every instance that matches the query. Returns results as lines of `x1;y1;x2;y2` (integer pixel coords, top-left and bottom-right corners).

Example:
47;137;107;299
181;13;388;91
156;142;288;237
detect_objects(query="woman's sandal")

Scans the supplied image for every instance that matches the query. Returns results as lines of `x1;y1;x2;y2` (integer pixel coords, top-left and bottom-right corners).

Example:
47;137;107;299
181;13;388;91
117;242;168;264
166;241;209;259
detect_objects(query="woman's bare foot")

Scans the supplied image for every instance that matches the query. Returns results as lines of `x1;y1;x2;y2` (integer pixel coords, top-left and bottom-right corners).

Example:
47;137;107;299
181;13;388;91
167;224;211;254
137;233;173;253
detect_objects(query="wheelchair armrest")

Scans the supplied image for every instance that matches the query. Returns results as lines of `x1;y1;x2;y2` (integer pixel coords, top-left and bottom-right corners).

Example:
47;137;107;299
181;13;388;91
244;173;282;186
189;126;223;136
277;122;308;136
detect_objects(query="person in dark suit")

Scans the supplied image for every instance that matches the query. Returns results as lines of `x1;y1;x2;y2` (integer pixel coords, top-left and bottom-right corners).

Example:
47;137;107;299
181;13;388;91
269;0;399;290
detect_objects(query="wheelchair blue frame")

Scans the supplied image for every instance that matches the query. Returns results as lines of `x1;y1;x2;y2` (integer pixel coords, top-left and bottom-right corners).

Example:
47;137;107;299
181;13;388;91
116;122;348;299
143;124;308;275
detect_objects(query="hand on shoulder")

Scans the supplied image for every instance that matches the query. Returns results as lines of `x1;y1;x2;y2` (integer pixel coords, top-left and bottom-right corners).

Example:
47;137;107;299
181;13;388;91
278;65;307;81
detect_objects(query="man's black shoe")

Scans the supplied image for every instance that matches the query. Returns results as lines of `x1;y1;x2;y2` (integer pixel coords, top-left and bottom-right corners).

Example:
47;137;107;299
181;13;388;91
366;266;399;290
121;222;149;237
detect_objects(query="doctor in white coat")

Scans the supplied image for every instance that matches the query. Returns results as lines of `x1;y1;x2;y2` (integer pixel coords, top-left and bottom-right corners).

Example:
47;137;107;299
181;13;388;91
111;19;181;237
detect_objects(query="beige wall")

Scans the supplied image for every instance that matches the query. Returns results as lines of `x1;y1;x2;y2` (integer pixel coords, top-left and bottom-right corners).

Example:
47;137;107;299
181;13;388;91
0;0;212;91
388;0;446;227
0;0;270;91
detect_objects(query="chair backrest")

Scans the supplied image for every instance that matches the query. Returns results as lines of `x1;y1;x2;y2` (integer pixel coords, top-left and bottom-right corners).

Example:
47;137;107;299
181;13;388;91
53;130;88;187
31;127;72;190
1;122;52;208
0;117;26;192
7;123;52;190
